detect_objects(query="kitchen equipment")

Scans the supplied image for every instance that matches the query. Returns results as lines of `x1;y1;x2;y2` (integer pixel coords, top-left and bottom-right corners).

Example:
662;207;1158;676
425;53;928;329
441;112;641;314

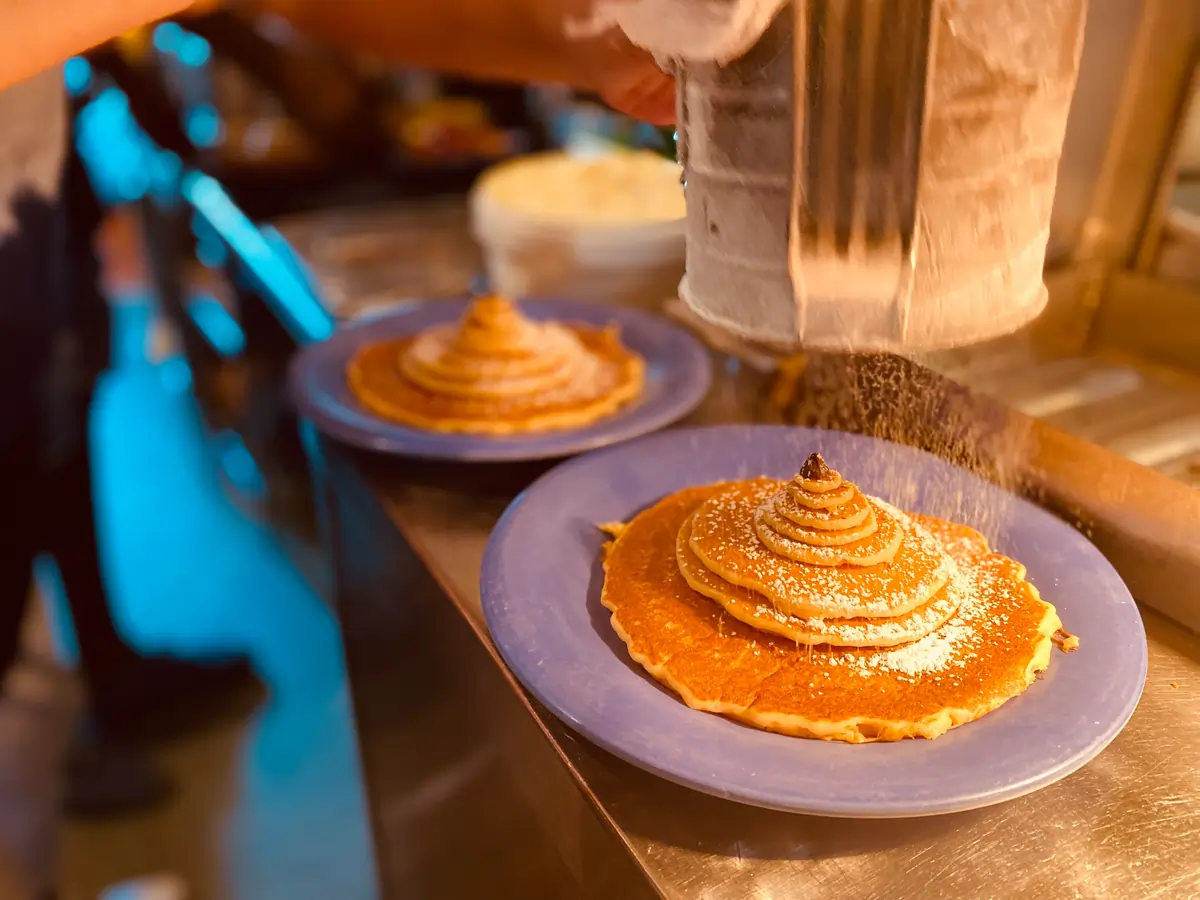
469;150;686;311
594;0;1090;351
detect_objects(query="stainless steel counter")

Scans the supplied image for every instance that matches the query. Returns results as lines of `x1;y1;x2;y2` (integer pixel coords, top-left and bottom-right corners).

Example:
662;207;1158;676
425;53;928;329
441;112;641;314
275;3;1200;885
314;353;1200;900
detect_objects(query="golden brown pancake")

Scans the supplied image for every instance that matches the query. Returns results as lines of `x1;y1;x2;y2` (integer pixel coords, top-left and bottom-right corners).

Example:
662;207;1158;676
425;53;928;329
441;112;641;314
346;295;645;434
676;509;964;647
753;459;904;564
400;295;581;397
755;497;904;562
787;480;857;510
772;486;874;530
601;485;1063;743
688;479;952;619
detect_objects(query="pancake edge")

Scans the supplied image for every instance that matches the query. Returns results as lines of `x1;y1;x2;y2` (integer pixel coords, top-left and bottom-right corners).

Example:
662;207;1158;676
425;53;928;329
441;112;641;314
598;491;1065;743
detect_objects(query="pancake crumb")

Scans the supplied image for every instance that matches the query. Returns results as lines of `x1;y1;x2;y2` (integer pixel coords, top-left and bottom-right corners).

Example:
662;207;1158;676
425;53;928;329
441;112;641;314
1052;629;1080;652
598;522;628;538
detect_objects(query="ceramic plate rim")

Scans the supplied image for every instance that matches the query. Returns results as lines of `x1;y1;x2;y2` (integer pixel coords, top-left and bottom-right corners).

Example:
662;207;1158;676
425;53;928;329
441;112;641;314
480;424;1148;817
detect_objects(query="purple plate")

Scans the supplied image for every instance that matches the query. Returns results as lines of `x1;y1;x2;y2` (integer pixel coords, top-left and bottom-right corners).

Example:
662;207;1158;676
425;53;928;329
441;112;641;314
287;298;712;461
480;425;1147;817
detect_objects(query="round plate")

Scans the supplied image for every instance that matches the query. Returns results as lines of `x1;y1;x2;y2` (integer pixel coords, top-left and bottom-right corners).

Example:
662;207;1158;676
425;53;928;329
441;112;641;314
288;298;712;461
480;425;1147;817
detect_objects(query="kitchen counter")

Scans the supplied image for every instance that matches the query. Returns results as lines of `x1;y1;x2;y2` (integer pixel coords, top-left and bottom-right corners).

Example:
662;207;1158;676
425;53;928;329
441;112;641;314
309;352;1200;900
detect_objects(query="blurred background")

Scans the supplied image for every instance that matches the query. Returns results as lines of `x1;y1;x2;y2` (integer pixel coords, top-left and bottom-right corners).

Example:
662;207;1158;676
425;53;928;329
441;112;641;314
33;7;677;899
5;0;1198;897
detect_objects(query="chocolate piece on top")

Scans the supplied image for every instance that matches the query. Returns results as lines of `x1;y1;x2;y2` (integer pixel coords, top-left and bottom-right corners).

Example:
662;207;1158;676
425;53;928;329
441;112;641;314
799;452;835;482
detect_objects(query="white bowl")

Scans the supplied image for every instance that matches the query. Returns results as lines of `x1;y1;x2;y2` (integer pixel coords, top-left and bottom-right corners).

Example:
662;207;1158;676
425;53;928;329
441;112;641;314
469;150;686;310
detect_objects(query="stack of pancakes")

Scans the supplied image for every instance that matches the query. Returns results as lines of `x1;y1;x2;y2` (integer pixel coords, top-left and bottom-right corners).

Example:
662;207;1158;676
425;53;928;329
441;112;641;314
601;453;1073;743
348;295;645;434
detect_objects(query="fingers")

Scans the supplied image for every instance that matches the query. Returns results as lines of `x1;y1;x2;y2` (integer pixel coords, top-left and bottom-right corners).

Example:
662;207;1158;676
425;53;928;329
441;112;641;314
601;67;676;125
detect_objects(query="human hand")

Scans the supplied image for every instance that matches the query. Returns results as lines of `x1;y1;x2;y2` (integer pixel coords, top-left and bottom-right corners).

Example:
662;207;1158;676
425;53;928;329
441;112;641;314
593;42;675;125
217;0;678;125
180;0;226;15
552;0;676;124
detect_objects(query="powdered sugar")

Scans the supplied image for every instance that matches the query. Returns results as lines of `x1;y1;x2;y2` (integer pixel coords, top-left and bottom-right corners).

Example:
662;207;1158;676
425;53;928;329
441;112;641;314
849;564;987;678
747;556;966;645
679;469;1020;681
690;481;951;618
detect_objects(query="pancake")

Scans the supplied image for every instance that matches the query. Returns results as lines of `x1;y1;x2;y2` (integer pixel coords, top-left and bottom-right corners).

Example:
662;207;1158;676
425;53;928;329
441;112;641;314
676;508;964;647
688;479;952;619
347;295;645;435
601;484;1064;743
774;486;873;530
401;295;581;397
753;457;903;564
755;498;904;562
786;480;857;510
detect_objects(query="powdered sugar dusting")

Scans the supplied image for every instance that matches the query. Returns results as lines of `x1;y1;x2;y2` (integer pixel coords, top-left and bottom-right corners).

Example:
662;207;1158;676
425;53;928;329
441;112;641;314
690;481;951;618
860;568;977;674
752;557;964;644
673;463;1032;680
847;562;994;679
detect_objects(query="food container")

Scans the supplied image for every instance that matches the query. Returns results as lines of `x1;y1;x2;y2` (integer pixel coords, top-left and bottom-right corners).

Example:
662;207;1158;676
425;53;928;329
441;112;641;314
469;150;686;310
672;0;1089;350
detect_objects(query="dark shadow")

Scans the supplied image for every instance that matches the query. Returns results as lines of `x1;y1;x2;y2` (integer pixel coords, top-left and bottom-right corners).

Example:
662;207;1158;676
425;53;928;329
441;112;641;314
583;529;677;699
1141;604;1200;663
359;451;556;501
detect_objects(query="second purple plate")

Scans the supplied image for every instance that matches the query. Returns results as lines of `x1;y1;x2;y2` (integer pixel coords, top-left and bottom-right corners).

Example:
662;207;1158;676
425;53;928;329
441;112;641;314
288;298;712;461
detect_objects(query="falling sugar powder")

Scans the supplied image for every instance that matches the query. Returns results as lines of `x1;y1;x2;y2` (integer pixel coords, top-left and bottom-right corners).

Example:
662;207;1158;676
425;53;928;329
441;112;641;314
782;353;1037;545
